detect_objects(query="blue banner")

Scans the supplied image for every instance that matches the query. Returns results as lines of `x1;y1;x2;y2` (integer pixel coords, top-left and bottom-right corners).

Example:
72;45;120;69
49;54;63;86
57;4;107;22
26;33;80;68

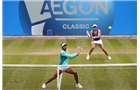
2;0;137;36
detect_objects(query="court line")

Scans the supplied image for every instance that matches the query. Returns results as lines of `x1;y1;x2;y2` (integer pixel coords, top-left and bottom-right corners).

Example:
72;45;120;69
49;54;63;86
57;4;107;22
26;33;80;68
2;51;137;55
2;63;137;67
2;35;137;39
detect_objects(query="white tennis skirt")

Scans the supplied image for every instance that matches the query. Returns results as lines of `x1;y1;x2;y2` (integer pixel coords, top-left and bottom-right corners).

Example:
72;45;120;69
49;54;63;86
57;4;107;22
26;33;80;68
91;39;103;44
59;66;70;72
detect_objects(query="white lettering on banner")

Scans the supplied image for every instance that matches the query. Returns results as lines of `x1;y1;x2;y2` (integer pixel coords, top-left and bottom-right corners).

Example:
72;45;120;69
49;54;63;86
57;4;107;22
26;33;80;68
24;0;109;23
63;24;89;29
51;0;63;15
63;0;77;15
23;0;109;35
50;0;108;15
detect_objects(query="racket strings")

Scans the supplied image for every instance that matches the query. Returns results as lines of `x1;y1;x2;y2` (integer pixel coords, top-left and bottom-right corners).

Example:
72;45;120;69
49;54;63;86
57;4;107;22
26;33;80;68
78;42;86;50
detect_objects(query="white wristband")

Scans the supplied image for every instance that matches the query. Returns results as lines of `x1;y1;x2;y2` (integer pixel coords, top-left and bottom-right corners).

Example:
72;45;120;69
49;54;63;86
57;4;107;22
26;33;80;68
93;37;96;39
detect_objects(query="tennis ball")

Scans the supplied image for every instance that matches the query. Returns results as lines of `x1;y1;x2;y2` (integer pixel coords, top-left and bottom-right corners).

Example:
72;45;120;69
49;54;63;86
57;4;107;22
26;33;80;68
108;26;112;30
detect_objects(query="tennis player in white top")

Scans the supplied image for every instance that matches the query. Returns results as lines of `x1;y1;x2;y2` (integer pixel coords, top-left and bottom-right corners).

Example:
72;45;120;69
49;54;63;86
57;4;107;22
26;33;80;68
86;24;111;60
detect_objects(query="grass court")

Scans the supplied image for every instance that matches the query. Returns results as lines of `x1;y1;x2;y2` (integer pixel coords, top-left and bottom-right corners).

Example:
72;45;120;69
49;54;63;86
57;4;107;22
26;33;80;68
2;36;137;90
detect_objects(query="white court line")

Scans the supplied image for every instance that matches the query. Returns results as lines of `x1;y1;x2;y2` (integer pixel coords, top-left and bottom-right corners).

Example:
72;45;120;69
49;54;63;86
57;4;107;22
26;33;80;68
2;35;137;39
2;51;137;55
2;63;137;67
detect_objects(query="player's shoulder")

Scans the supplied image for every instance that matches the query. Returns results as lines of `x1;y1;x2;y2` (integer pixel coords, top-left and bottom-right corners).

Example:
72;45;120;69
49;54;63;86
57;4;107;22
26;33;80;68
60;50;68;54
90;30;93;33
98;29;101;32
60;50;65;53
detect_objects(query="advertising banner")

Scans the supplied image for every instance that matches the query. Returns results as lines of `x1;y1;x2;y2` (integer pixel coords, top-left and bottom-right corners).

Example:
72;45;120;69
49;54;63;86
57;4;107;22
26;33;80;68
3;0;137;36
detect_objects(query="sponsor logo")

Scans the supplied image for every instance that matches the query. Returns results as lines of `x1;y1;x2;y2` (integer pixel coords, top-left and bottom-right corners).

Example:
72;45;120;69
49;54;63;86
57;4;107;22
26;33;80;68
19;0;114;35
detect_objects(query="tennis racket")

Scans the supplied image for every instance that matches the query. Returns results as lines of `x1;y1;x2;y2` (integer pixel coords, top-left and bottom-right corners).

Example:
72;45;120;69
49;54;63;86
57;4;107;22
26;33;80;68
78;41;86;50
86;30;91;38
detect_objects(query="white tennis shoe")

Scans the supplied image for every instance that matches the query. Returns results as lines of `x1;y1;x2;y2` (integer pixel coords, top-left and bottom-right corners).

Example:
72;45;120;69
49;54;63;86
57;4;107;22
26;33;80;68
42;83;46;88
108;56;112;60
86;55;90;60
76;83;83;88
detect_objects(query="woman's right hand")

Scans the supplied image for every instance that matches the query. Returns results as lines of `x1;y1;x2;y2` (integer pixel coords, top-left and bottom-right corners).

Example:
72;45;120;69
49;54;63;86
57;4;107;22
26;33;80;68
76;50;81;56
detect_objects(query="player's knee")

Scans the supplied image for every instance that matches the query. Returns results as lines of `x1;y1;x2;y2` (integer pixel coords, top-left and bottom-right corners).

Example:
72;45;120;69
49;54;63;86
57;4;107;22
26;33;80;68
52;75;57;80
73;71;77;75
91;45;95;48
91;47;95;50
92;44;95;48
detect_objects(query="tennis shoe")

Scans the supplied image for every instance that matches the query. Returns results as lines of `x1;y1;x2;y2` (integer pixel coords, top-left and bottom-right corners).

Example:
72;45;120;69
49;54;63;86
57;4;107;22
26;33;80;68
42;83;46;88
76;83;83;88
86;55;90;60
108;56;112;60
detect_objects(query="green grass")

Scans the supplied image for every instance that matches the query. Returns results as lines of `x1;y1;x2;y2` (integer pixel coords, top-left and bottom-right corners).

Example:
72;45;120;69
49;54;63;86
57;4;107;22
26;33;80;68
3;54;136;64
3;67;137;90
2;37;137;90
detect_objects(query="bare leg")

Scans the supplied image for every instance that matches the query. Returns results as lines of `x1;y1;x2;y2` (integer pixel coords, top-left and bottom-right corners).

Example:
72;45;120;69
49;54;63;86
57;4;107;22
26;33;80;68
88;43;96;55
45;70;62;84
98;44;109;56
65;67;79;84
